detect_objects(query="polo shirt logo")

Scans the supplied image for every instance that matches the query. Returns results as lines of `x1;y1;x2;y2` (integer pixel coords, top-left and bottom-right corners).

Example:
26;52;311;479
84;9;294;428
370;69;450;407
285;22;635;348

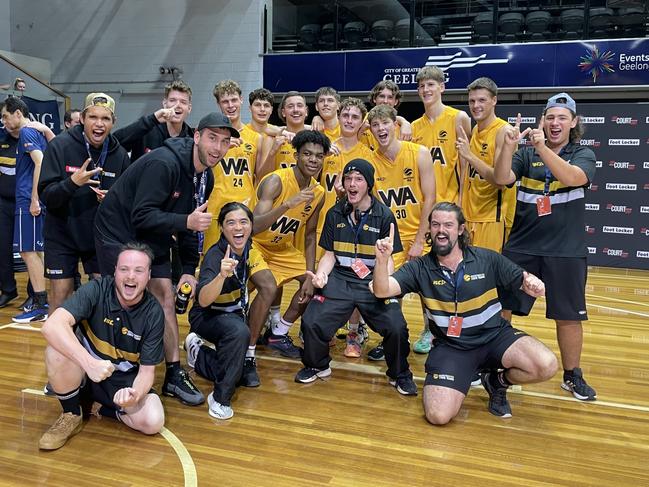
103;317;114;326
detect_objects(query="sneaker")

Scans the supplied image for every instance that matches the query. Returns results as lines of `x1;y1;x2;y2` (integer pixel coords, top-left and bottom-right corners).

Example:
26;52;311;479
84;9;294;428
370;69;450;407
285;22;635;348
480;372;512;418
43;382;55;396
162;367;205;406
38;412;83;450
357;323;369;345
20;295;33;313
207;392;234;420
344;332;362;358
470;373;482;387
367;342;384;361
239;357;260;388
184;332;203;369
561;368;597;401
413;329;433;354
294;366;332;383
265;329;302;359
0;290;17;308
13;305;48;323
389;373;418;396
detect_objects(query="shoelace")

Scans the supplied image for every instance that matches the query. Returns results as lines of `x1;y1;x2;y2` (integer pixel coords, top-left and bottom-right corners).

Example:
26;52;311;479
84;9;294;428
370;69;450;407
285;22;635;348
177;369;198;390
50;413;78;433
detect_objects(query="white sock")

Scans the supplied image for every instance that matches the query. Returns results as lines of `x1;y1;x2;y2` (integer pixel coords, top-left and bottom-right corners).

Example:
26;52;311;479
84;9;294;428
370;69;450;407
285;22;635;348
270;305;281;322
246;345;256;358
272;317;292;336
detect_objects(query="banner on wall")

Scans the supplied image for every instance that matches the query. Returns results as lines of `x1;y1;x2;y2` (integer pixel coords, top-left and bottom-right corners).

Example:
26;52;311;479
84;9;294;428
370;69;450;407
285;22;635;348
22;96;61;134
488;103;648;271
264;38;649;93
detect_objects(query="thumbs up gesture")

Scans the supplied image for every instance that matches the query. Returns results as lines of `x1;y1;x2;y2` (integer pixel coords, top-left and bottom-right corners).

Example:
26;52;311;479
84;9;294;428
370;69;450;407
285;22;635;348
187;201;212;231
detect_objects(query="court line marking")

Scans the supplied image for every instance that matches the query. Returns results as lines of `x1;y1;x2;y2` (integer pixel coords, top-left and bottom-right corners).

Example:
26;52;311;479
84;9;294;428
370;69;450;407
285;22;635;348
261;355;649;413
0;322;42;331
22;388;197;487
586;303;649;318
586;293;649;308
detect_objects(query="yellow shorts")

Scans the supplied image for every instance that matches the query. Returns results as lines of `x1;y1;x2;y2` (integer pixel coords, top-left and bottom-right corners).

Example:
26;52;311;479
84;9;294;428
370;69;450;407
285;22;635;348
392;237;431;270
249;245;270;277
467;220;506;253
255;242;305;287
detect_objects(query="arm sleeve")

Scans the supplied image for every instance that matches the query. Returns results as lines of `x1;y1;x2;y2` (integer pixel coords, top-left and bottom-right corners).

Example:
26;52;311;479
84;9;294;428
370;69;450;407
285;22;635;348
196;246;222;296
20;128;47;153
60;280;101;323
138;300;165;366
113;114;158;153
569;146;596;185
130;160;187;233
38;138;81;208
493;251;524;292
392;260;421;295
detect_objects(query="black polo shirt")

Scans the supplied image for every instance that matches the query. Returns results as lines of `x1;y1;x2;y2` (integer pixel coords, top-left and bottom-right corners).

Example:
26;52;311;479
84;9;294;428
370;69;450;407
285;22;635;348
0;131;18;199
319;196;402;282
190;237;250;317
506;142;596;258
62;276;164;373
393;246;523;350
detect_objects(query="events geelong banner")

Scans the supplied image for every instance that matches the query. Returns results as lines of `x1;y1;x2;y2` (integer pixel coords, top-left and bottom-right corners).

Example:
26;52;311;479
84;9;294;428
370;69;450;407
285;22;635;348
264;39;649;93
22;96;61;135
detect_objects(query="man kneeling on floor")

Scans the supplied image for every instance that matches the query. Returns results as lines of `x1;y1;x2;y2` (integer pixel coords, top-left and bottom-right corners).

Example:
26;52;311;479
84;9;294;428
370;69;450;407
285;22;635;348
371;202;558;422
295;159;417;396
39;242;165;450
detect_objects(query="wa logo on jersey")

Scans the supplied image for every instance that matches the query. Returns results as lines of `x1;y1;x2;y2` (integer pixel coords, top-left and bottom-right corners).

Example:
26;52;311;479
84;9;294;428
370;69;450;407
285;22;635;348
324;172;337;191
220;157;250;176
271;216;300;235
430;146;448;166
377;186;418;208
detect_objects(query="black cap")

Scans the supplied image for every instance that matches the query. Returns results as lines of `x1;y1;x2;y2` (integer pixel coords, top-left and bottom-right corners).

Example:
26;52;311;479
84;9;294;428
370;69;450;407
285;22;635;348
197;112;240;138
343;158;375;191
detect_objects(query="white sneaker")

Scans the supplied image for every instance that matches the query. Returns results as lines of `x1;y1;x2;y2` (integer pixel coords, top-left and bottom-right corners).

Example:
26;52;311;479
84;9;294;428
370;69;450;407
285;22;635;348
184;332;203;369
207;392;234;420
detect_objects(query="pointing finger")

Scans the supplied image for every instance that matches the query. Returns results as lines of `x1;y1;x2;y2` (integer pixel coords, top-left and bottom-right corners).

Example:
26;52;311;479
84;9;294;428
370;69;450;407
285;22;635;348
520;127;532;140
225;244;231;260
538;115;545;131
388;222;394;244
515;113;521;130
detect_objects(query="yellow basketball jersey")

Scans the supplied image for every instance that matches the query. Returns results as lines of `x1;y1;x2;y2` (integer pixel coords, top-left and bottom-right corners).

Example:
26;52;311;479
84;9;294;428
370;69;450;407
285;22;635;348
273;139;296;171
204;125;259;250
317;142;375;234
323;124;341;143
412;105;461;204
253;168;324;250
371;141;424;240
462;117;516;223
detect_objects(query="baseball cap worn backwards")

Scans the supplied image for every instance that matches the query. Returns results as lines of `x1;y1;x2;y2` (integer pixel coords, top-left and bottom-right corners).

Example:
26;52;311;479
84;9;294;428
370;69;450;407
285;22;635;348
545;92;576;114
84;93;115;114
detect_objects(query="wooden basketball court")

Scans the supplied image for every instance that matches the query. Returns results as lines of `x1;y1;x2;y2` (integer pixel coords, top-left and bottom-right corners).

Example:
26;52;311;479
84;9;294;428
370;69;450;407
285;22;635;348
1;266;648;486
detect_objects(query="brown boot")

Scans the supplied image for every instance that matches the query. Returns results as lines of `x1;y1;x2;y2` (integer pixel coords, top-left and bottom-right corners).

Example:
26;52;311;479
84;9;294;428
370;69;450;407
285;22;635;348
38;412;83;450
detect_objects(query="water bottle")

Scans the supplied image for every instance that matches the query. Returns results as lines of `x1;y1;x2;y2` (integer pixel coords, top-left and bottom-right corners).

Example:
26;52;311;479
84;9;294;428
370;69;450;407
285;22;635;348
175;282;192;314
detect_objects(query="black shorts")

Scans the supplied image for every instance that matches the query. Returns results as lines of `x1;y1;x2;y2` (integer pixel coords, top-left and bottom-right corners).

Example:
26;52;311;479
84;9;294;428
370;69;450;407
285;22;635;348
500;250;588;321
423;325;528;395
86;369;148;412
44;230;99;279
95;233;171;279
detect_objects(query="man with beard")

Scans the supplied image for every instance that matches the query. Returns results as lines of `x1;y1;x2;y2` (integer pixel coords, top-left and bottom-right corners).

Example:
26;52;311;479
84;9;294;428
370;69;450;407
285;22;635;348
95;112;237;406
39;93;131;311
371;202;557;423
296;159;417;395
38;242;165;450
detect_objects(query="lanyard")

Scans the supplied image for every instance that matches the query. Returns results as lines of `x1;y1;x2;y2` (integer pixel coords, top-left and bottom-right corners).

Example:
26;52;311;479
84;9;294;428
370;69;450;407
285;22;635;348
347;210;369;257
543;166;553;195
83;134;109;188
441;262;465;316
230;243;250;315
193;170;207;254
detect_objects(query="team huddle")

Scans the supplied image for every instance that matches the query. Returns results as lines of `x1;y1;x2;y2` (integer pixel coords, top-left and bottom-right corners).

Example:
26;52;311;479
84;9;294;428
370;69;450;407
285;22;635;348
0;65;597;450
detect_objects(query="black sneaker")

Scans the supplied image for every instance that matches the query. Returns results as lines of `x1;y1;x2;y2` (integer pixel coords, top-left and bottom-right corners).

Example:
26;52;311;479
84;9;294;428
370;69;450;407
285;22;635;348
294;366;332;383
163;367;205;406
480;372;512;418
239;357;261;388
389;373;418;396
367;342;385;361
266;331;302;359
0;290;18;308
561;368;597;401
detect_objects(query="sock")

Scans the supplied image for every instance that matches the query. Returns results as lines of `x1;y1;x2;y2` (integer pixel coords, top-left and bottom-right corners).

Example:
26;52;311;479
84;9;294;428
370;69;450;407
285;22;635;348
270;305;281;322
34;291;48;308
272;317;292;336
495;370;512;388
246;345;256;358
56;387;81;415
166;361;181;373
